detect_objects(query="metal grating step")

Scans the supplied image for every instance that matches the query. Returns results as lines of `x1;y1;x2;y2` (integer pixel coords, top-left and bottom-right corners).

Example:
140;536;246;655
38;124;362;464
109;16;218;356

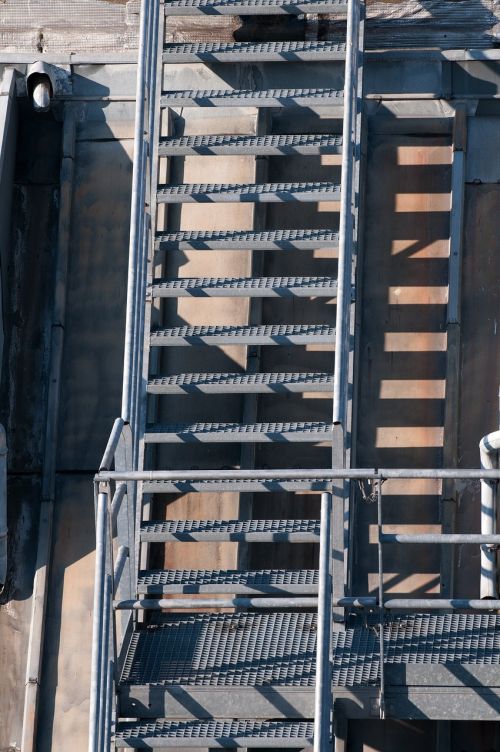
115;720;314;748
143;477;332;493
155;228;339;251
158;133;343;157
144;421;334;443
157;181;341;204
137;569;319;594
121;612;500;688
150;323;335;346
140;519;320;542
147;371;334;394
151;276;337;298
163;40;347;63
163;0;347;16
160;87;344;108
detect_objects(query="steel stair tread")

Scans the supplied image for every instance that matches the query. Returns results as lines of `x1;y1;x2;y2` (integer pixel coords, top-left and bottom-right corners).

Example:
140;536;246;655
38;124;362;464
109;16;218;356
157;181;341;204
137;568;319;594
120;612;500;687
151;276;337;297
115;720;314;748
150;323;335;346
163;40;347;63
155;228;340;250
158;133;343;156
144;421;334;443
140;519;320;542
147;371;334;393
142;477;333;493
160;87;344;108
163;0;348;16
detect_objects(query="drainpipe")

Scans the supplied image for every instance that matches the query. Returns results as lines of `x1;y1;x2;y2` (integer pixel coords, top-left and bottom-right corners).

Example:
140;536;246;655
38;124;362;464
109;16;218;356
0;424;7;589
479;430;500;598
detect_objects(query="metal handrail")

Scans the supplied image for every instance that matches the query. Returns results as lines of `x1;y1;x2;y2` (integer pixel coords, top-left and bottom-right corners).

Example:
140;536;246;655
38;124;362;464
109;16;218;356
333;0;363;426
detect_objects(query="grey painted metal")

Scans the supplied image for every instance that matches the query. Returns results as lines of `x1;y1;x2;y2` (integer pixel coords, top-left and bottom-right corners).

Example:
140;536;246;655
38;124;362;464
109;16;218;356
151;276;338;298
121;0;150;427
155;228;339;251
160;88;344;108
381;534;500;544
0;425;7;588
156;181;341;204
158;134;343;157
147;371;334;394
96;468;500;483
377;482;385;719
314;493;333;752
142;478;335;493
116;720;315;748
113;546;130;597
150;323;335;346
163;0;347;15
89;492;108;752
162;40;347;63
383;599;500;610
140;518;320;543
141;567;311;590
110;482;127;532
99;417;125;471
115;596;319;609
479;430;500;598
137;568;319;594
22;107;76;752
144;421;334;443
333;0;361;426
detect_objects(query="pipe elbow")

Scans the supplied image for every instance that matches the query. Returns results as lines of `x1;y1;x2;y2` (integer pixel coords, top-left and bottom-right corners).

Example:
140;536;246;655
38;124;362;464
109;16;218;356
480;430;500;470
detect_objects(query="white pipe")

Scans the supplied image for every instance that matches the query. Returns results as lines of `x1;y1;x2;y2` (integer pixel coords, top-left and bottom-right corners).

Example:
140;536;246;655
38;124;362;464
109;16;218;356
479;430;500;598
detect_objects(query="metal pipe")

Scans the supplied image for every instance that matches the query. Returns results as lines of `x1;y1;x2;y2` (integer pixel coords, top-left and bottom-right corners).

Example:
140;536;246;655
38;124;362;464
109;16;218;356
113;596;376;610
113;545;129;597
98;571;111;752
110;482;127;531
99;417;124;471
121;0;150;423
88;491;108;752
314;493;332;752
333;0;360;426
479;430;500;598
384;598;500;610
381;534;500;544
96;467;500;483
377;481;385;719
0;424;7;588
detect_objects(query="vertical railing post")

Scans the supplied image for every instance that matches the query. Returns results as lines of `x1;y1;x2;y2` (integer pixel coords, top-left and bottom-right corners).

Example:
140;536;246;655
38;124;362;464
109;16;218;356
333;0;361;426
314;492;333;752
377;479;386;719
89;487;109;752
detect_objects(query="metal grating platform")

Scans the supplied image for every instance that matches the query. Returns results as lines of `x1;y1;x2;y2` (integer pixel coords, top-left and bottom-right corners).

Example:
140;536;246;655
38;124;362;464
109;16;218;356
163;0;347;15
137;568;319;594
162;40;347;63
147;371;334;394
115;720;315;748
120;613;500;690
140;518;320;542
155;228;340;250
158;133;343;157
160;88;344;108
144;421;334;443
150;324;335;346
151;276;337;297
156;181;341;204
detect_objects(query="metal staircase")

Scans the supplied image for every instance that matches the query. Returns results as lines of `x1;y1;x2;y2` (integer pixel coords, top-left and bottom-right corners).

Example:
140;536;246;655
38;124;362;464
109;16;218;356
88;0;500;749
